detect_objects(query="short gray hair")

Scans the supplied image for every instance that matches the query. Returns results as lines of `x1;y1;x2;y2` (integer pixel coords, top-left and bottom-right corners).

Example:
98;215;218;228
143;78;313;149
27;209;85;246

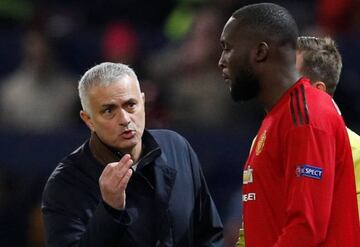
78;62;138;114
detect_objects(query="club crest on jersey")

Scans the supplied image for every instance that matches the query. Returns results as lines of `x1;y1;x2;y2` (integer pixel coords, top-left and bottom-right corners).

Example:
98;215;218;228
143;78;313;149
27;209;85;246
256;130;267;156
243;166;253;184
296;165;323;180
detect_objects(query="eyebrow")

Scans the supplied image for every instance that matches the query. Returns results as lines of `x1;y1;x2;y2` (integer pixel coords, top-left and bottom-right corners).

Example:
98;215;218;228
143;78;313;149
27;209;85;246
100;103;116;109
123;98;138;104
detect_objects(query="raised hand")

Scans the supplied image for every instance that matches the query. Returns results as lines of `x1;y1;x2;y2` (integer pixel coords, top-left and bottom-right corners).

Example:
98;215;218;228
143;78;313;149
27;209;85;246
99;154;134;210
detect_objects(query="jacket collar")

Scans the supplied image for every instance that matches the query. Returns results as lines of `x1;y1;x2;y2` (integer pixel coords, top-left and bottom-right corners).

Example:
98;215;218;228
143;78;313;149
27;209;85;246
85;130;177;245
88;130;161;170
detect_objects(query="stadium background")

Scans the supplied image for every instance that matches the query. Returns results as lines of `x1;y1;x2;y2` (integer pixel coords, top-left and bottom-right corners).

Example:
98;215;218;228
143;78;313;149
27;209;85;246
0;0;359;246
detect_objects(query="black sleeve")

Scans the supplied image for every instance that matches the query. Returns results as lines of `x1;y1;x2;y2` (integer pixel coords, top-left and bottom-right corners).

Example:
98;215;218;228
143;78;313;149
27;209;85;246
42;172;131;247
187;143;224;247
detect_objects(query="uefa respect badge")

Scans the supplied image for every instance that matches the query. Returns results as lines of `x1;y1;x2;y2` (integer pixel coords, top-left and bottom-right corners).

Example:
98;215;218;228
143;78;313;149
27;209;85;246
296;164;323;180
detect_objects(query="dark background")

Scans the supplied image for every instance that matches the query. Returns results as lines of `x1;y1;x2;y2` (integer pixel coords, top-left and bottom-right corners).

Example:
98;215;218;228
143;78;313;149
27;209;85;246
0;0;359;246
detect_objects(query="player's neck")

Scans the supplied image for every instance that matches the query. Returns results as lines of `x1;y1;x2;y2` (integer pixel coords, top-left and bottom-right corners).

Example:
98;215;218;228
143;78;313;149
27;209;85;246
260;70;301;112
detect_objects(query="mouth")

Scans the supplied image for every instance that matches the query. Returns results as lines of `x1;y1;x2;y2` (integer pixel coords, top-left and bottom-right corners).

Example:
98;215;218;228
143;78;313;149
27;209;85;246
222;72;231;86
222;72;230;80
121;129;136;139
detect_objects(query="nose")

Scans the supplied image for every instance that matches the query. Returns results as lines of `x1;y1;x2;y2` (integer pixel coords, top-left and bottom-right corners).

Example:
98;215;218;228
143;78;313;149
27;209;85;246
218;52;226;69
118;109;131;127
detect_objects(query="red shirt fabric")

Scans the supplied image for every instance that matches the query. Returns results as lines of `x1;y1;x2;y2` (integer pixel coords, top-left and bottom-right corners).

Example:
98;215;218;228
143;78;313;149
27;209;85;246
242;77;360;246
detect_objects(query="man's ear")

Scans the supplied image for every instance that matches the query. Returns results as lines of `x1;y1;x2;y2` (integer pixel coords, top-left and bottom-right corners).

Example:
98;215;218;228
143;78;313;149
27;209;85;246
255;42;269;62
313;81;327;93
141;92;145;103
141;92;146;110
80;110;95;132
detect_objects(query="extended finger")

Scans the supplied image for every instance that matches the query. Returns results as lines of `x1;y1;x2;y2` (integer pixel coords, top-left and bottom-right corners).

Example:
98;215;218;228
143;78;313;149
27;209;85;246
100;161;120;181
106;156;133;185
117;154;134;170
119;168;133;192
114;155;134;177
100;154;133;186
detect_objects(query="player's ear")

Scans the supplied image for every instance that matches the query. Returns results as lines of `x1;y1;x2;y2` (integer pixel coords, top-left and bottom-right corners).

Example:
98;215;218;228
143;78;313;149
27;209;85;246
313;81;327;93
80;110;95;132
255;42;269;62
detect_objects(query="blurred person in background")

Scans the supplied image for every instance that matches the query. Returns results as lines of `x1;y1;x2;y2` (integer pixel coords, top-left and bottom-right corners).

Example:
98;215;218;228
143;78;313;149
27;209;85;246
218;3;359;246
296;36;360;218
0;27;78;133
146;4;242;130
42;62;223;247
315;0;360;35
101;21;139;66
100;21;169;129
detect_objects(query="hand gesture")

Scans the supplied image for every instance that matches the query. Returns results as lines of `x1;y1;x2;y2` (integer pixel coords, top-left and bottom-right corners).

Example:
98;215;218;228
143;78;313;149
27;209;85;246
99;154;134;210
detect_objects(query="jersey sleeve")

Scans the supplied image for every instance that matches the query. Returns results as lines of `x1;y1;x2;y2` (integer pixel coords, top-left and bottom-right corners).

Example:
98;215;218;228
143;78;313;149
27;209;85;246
274;125;336;247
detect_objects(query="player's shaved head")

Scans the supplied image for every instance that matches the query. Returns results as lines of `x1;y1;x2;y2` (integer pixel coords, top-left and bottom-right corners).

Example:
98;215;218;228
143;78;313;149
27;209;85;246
231;3;299;48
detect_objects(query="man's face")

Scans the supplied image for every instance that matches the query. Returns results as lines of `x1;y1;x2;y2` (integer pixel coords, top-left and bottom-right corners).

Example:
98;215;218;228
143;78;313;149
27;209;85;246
81;75;145;155
218;17;260;102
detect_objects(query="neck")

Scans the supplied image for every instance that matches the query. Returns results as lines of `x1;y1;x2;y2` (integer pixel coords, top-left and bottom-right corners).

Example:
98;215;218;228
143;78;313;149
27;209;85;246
89;132;143;165
260;69;300;112
89;133;119;166
131;142;142;163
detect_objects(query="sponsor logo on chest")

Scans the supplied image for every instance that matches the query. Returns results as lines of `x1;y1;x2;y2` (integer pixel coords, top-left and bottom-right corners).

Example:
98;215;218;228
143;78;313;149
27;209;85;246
242;192;256;202
243;166;253;185
243;166;256;202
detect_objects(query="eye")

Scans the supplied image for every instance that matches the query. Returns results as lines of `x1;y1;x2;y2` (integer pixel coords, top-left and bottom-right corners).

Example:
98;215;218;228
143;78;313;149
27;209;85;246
223;45;231;52
101;106;115;119
221;41;232;52
104;108;112;114
221;41;229;51
126;101;137;112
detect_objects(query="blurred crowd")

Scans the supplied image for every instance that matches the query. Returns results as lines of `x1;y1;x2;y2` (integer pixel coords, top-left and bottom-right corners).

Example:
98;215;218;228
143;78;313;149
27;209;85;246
0;0;359;246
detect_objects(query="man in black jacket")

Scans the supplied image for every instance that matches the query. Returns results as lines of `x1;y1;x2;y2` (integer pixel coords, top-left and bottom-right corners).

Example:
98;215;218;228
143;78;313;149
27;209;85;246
41;62;223;247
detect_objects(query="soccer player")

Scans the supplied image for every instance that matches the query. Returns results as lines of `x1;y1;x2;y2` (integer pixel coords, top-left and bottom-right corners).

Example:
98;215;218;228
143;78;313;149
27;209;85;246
218;3;360;246
296;36;360;218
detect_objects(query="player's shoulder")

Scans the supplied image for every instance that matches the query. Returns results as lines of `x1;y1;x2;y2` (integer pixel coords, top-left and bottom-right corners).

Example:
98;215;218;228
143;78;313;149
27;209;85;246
288;82;342;127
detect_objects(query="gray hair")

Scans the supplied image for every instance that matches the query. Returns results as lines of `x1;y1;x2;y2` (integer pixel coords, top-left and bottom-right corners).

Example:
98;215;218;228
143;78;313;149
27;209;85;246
78;62;138;115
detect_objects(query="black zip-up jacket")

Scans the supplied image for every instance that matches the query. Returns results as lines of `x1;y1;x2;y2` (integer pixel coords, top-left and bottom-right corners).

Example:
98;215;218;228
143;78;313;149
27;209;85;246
42;129;224;247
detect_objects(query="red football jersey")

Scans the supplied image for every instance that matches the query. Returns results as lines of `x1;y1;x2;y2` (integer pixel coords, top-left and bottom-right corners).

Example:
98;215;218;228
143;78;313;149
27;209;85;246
242;77;360;246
